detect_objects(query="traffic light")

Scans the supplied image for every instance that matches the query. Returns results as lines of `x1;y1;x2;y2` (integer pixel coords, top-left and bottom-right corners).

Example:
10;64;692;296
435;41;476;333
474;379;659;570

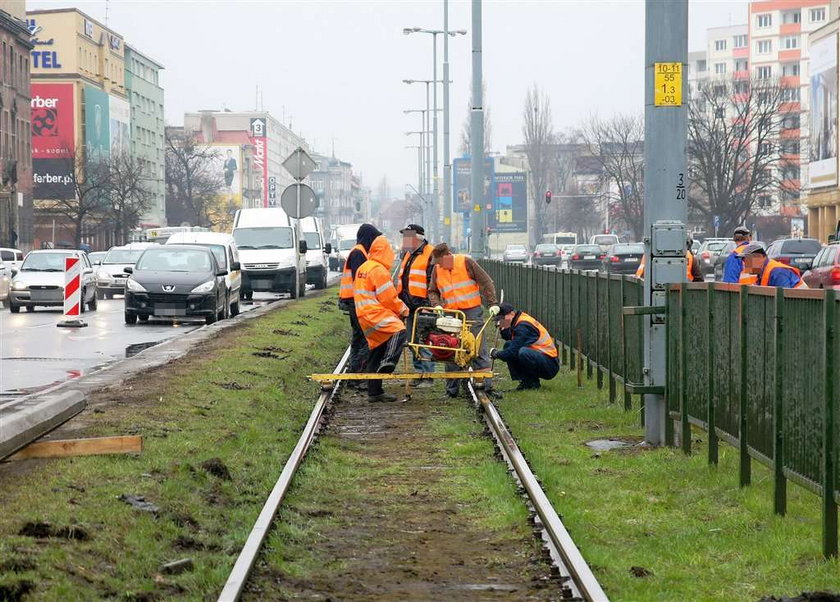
545;190;552;205
486;226;493;235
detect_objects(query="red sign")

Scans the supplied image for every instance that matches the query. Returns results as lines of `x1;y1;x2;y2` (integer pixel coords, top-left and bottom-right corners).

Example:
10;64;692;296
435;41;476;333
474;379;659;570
31;83;75;159
249;118;268;208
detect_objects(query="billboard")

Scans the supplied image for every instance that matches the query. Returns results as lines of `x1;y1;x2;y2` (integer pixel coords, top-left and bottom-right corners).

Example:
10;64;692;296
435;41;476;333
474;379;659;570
84;85;110;159
31;82;75;199
453;157;494;213
809;33;838;188
489;171;528;233
208;145;243;206
109;95;130;156
249;118;268;207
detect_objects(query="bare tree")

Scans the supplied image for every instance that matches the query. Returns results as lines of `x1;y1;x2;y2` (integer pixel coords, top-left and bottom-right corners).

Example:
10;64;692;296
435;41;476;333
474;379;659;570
522;84;555;243
556;177;602;241
459;81;493;156
688;76;795;233
580;114;645;240
104;151;154;244
165;129;224;227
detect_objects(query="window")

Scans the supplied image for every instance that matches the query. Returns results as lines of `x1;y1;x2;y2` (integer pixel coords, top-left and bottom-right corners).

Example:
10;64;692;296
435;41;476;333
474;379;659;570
735;59;748;72
734;34;748;48
715;39;727;51
756;65;772;79
714;62;726;74
758;195;772;208
757;39;772;54
757;13;772;28
810;7;826;22
782;10;801;24
782;62;800;76
781;140;800;155
781;87;800;101
696;59;707;72
782;35;799;50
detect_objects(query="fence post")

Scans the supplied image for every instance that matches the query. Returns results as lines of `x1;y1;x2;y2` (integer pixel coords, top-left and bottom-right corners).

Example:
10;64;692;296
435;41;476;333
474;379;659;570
586;275;593;381
621;277;632;412
680;283;690;454
707;284;718;466
596;275;603;390
773;286;786;515
608;277;616;403
739;284;751;487
561;271;569;367
823;288;837;558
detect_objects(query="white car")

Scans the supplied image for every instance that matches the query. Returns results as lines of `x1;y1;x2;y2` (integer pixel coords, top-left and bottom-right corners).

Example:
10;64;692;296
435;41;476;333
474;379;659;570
0;247;24;271
96;243;157;299
166;232;242;315
9;250;97;313
0;258;10;307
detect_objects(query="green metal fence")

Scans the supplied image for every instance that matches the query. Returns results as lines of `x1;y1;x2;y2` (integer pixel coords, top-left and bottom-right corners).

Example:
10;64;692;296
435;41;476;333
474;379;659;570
479;260;840;557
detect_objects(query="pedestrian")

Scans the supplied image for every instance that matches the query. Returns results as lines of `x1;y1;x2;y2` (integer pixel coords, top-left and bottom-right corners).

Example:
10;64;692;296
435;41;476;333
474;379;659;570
395;224;435;385
739;242;807;288
354;234;410;402
489;303;559;390
427;243;501;399
722;226;752;283
338;223;381;381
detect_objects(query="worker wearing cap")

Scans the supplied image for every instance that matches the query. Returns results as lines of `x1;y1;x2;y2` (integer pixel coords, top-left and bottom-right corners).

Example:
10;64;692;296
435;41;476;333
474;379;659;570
428;242;501;398
339;224;382;376
395;224;435;381
490;304;559;391
722;226;752;283
739;242;807;288
354;234;411;402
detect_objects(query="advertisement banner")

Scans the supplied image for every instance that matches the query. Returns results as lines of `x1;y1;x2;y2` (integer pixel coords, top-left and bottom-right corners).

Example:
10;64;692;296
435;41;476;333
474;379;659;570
31;82;75;198
453;157;494;213
208;144;242;206
809;34;838;188
249;118;268;207
489;172;528;233
84;85;110;159
109;95;130;156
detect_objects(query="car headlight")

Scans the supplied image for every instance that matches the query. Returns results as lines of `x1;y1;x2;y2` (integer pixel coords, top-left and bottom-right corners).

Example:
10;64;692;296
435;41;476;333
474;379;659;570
191;280;215;294
125;278;146;293
11;281;27;290
97;270;111;281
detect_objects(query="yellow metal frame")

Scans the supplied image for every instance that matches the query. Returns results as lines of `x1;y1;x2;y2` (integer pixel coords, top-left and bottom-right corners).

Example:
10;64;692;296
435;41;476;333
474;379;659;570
407;307;496;368
310;371;493;383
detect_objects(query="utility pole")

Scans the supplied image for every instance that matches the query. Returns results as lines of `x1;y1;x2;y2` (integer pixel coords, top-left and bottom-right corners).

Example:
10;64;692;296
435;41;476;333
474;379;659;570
642;0;688;445
443;0;452;242
432;35;439;243
469;0;484;256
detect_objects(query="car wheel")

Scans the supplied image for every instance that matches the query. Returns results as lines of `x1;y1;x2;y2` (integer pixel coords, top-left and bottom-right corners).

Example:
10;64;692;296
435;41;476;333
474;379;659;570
218;293;229;321
9;300;20;313
79;289;86;313
230;293;240;317
205;311;217;325
106;292;114;300
124;312;137;324
300;276;306;298
138;315;149;322
97;290;105;300
88;292;97;311
243;290;253;301
25;304;34;312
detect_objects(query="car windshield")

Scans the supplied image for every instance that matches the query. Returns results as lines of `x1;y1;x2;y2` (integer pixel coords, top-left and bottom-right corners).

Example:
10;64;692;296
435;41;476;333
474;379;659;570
535;244;557;252
506;245;526;252
170;243;226;267
339;239;356;251
103;249;144;264
303;232;321;249
20;252;71;271
135;248;213;272
781;239;821;254
574;246;602;254
233;227;294;250
703;241;728;252
613;244;644;253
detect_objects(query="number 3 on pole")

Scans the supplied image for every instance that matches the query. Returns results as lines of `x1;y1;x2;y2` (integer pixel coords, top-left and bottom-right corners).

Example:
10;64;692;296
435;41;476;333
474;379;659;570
654;62;682;107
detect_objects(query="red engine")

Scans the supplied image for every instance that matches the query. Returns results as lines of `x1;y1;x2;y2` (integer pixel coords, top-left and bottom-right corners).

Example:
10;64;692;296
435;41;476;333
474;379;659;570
426;332;459;361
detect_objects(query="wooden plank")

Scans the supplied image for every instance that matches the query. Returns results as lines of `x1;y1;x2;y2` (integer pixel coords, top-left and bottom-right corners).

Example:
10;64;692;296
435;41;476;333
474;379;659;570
5;435;143;461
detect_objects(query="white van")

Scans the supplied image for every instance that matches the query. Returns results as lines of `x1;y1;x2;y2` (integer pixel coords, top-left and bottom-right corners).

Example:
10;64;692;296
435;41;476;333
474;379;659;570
299;216;331;289
329;223;364;271
590;234;620;252
232;208;307;299
166;232;242;316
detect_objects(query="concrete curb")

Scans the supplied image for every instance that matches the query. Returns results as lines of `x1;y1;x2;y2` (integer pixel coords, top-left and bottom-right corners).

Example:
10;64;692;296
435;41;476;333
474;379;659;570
0;390;86;460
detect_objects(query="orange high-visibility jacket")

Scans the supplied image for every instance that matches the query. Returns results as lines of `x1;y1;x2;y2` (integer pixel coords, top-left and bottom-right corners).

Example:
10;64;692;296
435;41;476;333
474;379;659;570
759;259;805;288
434;254;482;310
339;244;367;300
396;243;433;300
354;236;409;349
515;312;558;358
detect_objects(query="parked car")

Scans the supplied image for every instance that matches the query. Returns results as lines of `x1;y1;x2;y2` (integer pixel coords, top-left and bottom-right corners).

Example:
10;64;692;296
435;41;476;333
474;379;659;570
532;243;561;267
590;234;620;251
696;238;730;278
0;247;24;271
123;245;229;325
713;240;766;281
88;251;108;265
8;250;97;313
765;238;823;275
568;244;604;271
96;243;157;299
601;243;644;274
558;244;576;268
0;257;10;308
502;244;529;263
166;232;242;316
803;242;840;289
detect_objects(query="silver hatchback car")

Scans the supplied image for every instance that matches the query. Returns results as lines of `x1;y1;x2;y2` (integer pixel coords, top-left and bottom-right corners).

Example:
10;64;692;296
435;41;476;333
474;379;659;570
502;244;529;263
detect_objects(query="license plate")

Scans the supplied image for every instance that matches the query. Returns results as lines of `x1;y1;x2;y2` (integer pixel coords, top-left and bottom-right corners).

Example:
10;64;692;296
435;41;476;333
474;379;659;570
624;258;636;262
31;290;61;302
252;279;273;289
584;255;596;260
155;305;186;316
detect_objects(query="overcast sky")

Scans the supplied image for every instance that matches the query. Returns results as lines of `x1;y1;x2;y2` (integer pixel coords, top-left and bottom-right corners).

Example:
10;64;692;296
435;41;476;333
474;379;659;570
28;0;750;194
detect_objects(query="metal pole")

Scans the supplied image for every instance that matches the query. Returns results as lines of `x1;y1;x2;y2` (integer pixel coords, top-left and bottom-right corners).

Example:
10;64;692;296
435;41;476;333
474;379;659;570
421;111;427;199
425;82;432;216
443;0;452;242
469;0;484;256
295;183;301;298
643;0;688;445
433;33;439;243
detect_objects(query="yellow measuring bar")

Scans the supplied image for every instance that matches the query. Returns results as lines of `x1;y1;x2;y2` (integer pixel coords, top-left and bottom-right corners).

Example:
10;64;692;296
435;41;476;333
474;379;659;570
310;371;494;382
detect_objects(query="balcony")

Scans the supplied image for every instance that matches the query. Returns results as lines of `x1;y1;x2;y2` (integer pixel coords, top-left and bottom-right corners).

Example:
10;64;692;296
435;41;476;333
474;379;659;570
779;49;801;62
780;22;801;36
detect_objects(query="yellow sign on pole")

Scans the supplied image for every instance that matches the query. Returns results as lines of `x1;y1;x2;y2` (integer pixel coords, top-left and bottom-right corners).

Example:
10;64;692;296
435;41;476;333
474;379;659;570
654;62;682;107
474;204;481;213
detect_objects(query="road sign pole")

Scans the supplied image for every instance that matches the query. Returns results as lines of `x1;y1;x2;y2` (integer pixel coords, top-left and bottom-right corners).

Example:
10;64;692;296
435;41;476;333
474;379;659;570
469;0;484;256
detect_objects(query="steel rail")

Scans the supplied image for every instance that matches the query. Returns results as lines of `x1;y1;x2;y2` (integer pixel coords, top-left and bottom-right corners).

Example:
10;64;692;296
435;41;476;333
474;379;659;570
218;346;352;601
468;382;609;602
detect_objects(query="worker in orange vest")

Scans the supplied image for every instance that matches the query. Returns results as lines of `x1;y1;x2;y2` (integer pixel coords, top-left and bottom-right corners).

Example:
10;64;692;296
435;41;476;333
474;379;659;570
339;224;382;377
354;234;410;402
490;303;559;390
739;242;807;288
395;223;435;382
428;243;501;399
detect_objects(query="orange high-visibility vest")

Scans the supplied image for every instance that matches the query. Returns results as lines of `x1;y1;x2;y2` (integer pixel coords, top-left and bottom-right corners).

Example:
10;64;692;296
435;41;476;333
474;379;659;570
738;272;758;285
515;312;558;358
635;255;645;279
434;254;482;310
685;251;695;281
759;259;805;288
396;243;433;299
354;261;408;349
339;244;367;300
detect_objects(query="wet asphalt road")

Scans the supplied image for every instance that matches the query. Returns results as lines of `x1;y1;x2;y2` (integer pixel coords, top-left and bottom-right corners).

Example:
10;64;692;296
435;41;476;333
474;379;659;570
0;290;300;402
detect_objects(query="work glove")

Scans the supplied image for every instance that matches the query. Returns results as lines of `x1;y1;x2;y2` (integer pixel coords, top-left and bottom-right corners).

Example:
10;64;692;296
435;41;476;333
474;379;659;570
489;348;498;359
488;305;501;317
433;305;444;313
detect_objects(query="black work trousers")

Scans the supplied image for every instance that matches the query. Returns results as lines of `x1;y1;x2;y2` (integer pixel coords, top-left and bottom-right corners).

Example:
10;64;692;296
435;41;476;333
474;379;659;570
503;345;560;387
366;330;407;396
348;305;369;373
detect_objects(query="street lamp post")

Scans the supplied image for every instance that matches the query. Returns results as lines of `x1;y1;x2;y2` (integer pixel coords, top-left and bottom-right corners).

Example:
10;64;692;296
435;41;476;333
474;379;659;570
403;78;443;239
404;109;427;199
405;145;423;209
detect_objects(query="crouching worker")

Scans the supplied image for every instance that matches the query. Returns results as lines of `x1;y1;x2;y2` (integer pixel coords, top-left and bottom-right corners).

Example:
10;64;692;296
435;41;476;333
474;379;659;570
490;303;559;391
354;234;410;402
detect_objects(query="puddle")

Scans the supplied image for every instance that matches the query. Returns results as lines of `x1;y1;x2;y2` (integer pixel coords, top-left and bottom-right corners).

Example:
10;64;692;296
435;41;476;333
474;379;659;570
586;438;636;451
125;342;159;358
